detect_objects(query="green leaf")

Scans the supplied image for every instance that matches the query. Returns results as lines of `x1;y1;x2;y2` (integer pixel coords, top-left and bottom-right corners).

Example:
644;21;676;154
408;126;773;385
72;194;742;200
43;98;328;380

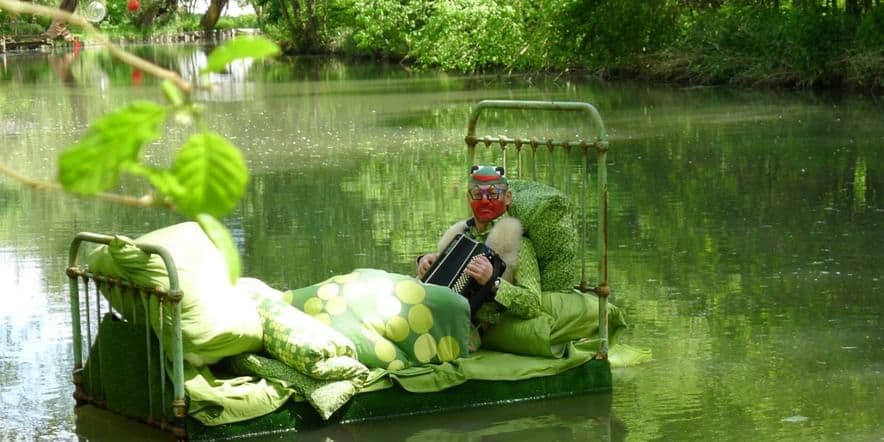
196;213;241;283
171;131;248;218
122;163;185;198
202;36;280;74
58;101;167;194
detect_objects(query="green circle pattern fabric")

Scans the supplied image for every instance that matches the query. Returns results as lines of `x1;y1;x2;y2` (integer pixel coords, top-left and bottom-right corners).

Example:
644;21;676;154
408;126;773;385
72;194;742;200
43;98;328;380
284;269;472;371
251;291;366;381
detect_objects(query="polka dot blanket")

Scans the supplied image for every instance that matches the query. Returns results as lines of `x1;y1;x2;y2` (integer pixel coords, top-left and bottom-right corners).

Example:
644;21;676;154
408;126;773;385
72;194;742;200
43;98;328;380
283;268;472;371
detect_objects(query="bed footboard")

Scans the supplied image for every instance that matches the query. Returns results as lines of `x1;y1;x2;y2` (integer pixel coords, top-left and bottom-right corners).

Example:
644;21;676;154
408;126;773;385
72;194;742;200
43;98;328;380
67;232;187;439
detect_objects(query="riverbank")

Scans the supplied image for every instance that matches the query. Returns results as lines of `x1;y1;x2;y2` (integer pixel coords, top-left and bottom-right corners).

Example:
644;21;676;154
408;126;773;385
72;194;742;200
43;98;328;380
590;50;883;95
261;2;884;96
0;34;50;52
0;28;259;54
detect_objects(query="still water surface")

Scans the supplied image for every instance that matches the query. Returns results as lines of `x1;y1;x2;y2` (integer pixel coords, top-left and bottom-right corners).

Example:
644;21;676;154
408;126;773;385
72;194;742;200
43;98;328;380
0;45;881;441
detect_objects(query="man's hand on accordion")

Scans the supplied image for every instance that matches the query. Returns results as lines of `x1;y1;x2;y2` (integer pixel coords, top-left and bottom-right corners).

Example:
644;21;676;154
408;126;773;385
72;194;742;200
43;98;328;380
416;253;439;279
465;255;493;285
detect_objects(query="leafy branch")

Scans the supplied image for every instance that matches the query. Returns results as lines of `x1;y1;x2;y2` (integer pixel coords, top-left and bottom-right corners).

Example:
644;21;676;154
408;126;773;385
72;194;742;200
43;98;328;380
0;0;192;93
0;0;281;282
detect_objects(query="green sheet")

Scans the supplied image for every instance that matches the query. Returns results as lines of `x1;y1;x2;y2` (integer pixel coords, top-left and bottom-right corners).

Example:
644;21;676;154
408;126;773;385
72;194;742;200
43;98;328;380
482;290;627;357
385;338;650;393
222;353;363;420
183;362;294;426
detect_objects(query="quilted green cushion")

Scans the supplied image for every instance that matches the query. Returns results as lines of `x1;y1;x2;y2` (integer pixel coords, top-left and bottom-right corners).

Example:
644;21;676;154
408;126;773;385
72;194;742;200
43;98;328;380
507;180;579;291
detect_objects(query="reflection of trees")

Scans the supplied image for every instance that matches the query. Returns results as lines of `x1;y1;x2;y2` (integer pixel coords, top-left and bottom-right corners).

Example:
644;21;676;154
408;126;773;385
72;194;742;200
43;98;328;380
2;48;883;438
603;95;882;439
609;101;881;299
240;163;404;289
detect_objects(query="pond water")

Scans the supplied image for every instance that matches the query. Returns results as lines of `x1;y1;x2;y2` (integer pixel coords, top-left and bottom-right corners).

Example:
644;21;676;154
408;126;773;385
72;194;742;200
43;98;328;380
1;45;881;441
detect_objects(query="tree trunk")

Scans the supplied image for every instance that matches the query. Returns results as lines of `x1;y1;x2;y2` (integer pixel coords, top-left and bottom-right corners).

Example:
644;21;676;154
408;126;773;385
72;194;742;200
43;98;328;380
201;0;228;30
138;2;163;28
138;0;179;30
291;0;323;53
304;0;321;52
277;0;298;34
45;0;78;40
846;0;860;15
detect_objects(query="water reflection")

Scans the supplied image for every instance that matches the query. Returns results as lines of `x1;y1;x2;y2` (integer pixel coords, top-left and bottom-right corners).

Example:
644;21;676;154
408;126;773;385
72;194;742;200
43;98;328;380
0;44;882;440
0;249;76;439
237;393;623;442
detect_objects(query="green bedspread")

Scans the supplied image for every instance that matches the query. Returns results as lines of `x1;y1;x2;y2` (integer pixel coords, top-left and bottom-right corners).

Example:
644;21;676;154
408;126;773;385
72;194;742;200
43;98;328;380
85;222;650;427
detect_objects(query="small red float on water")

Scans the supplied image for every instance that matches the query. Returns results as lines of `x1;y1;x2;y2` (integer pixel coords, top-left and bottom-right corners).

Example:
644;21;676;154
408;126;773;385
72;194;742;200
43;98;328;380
127;0;140;12
131;68;143;86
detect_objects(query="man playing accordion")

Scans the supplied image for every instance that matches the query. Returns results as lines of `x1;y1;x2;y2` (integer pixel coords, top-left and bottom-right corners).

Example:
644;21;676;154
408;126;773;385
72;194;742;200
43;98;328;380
416;165;542;350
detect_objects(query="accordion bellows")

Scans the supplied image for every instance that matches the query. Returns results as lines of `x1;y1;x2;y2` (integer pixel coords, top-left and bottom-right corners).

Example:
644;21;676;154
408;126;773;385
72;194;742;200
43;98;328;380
506;179;579;291
422;234;484;293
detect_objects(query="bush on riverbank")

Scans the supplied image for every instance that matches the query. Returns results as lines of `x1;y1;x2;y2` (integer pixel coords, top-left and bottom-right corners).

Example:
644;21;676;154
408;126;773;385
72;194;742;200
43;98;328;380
93;13;258;39
255;0;882;93
625;5;884;91
0;8;50;36
0;5;257;41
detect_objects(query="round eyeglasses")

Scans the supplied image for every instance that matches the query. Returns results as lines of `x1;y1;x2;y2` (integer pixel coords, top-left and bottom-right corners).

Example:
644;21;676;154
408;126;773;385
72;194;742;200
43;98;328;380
468;185;507;201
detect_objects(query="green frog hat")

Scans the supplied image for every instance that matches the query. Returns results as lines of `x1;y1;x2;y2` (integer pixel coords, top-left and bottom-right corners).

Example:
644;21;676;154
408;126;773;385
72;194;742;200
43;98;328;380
469;165;507;186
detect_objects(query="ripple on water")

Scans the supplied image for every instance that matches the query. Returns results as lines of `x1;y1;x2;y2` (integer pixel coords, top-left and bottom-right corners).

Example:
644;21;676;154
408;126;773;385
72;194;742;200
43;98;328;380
1;248;76;440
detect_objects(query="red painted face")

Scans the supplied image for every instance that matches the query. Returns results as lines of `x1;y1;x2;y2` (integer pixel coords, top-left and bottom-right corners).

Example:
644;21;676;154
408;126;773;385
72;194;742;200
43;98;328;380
468;186;508;222
470;198;507;222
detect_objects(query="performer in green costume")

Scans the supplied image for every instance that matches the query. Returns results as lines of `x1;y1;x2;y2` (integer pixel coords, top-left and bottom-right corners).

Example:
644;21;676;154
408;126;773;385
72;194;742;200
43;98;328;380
417;166;542;346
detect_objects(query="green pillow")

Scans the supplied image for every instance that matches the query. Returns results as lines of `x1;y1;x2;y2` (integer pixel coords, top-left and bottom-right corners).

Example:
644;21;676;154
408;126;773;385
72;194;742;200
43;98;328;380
237;277;368;381
84;238;148;324
480;290;626;357
507;180;579;291
285;269;471;370
86;222;263;367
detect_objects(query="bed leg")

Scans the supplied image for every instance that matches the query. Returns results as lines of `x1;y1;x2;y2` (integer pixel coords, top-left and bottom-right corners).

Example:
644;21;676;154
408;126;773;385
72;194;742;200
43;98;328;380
172;398;187;440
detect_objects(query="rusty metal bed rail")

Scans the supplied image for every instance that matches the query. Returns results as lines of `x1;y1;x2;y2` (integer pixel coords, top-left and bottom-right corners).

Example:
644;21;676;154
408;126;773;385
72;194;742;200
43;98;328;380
67;232;187;439
465;99;611;358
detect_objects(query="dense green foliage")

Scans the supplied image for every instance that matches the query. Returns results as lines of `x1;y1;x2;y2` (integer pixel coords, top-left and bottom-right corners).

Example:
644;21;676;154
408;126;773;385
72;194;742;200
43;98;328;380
0;0;51;35
2;0;881;89
247;0;882;90
640;3;884;88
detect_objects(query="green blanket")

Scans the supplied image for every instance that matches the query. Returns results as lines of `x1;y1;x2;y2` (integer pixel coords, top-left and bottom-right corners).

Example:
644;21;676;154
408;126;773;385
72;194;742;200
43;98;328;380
283;268;472;371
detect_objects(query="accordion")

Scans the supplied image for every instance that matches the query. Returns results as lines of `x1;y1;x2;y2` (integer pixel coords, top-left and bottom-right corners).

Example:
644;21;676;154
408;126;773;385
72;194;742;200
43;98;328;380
421;234;506;316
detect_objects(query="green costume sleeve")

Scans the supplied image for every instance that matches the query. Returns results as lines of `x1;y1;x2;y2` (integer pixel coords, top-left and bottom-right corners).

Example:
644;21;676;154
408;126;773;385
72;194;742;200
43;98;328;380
492;237;542;319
